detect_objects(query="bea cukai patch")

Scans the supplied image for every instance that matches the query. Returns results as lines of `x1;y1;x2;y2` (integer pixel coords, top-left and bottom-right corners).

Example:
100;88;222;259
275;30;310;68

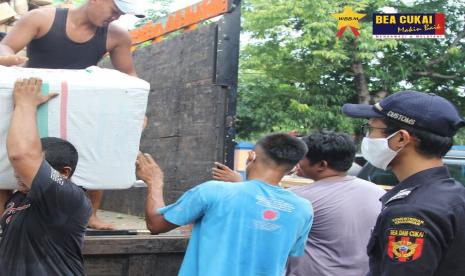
387;228;425;262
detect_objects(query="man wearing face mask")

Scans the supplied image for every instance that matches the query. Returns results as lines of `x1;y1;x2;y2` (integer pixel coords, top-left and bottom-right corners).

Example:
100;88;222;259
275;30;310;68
342;90;465;275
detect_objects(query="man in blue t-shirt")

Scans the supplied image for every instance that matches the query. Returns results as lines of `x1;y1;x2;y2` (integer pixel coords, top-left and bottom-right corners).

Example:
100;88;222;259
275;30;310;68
136;133;313;276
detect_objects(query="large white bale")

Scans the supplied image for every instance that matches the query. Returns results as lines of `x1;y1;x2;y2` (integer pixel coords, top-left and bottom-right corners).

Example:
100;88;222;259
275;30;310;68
0;66;149;189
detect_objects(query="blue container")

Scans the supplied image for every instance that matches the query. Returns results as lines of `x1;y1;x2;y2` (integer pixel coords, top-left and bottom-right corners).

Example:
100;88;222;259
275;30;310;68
234;141;254;180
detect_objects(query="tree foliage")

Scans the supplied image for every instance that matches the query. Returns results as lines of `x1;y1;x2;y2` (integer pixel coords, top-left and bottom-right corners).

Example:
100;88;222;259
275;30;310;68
134;0;172;28
237;0;465;142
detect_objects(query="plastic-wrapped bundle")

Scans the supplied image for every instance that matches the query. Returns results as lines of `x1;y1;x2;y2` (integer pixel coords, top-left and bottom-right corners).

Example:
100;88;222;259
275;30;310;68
0;66;149;189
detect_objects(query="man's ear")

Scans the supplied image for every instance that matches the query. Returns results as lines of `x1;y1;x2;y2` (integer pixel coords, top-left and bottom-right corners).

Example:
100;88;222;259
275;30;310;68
317;160;328;171
246;151;256;163
59;166;73;179
392;130;413;150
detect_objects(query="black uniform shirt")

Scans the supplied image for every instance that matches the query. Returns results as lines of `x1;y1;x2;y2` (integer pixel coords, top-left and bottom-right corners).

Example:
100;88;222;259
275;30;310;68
367;166;465;276
0;161;92;276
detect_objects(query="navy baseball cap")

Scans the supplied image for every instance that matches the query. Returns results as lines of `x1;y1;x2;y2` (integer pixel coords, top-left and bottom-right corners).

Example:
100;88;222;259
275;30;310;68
342;90;465;137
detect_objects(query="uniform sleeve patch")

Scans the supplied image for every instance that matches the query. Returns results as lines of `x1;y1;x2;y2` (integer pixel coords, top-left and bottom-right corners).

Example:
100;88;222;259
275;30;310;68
391;217;425;226
387;228;425;262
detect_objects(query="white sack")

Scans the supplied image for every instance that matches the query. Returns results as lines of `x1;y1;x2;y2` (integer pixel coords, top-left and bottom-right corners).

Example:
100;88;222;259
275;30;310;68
0;66;149;189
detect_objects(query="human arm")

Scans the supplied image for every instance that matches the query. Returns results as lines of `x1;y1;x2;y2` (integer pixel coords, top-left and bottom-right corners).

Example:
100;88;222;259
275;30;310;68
368;205;446;275
137;153;178;234
0;9;45;65
108;25;136;76
211;162;243;182
138;153;215;234
0;54;28;66
7;78;58;187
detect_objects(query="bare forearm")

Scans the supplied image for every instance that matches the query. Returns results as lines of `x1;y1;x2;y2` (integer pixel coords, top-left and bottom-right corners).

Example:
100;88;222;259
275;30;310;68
7;104;41;160
145;180;166;232
0;44;15;55
137;153;177;234
146;182;165;212
7;78;55;186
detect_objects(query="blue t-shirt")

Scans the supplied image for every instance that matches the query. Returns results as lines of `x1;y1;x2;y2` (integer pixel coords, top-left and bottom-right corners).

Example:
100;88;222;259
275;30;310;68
158;180;313;276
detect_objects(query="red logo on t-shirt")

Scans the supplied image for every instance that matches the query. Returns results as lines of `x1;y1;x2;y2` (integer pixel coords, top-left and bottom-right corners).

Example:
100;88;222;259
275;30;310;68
263;209;278;221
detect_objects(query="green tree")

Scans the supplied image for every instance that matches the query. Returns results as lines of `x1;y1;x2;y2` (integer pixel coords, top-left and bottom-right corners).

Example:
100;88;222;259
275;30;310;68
134;0;171;28
238;0;465;142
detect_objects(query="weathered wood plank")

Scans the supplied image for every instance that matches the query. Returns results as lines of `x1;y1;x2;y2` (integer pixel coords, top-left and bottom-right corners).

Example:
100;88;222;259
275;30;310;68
83;236;187;276
84;255;128;276
83;235;189;255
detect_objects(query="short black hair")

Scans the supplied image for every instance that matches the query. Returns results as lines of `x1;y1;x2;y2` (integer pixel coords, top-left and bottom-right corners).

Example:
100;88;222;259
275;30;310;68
255;133;308;171
302;131;355;172
41;137;79;177
382;118;452;158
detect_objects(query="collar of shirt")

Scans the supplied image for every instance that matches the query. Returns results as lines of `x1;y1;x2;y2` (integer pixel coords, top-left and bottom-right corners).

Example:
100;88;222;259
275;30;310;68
249;179;284;190
380;166;451;205
311;175;355;186
289;175;355;192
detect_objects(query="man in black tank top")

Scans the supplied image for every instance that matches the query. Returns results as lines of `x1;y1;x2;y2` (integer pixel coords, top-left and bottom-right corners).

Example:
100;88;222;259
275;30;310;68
27;8;109;69
0;0;144;71
0;1;146;269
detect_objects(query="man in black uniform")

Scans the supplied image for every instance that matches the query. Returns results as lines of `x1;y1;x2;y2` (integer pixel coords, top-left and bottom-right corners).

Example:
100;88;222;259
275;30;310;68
342;90;465;275
0;78;91;275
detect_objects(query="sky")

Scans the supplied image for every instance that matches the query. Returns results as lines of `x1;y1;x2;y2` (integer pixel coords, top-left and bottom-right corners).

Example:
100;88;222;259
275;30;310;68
115;0;201;30
169;0;200;11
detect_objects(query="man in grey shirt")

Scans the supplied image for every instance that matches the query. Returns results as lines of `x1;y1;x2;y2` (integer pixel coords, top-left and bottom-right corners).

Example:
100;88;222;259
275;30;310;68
286;131;385;276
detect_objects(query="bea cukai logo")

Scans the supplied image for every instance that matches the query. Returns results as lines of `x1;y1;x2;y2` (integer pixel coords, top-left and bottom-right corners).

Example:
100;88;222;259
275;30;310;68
373;13;445;39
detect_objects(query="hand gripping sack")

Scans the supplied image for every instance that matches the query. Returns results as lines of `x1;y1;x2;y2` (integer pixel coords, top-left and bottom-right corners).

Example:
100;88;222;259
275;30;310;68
0;66;149;189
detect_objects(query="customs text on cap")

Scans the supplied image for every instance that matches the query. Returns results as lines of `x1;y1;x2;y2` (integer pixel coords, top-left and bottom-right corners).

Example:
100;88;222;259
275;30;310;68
342;90;465;137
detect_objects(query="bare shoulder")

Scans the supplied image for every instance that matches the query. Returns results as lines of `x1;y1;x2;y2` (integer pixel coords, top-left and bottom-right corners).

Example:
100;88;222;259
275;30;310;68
106;23;136;75
15;8;56;36
108;23;131;45
21;7;55;25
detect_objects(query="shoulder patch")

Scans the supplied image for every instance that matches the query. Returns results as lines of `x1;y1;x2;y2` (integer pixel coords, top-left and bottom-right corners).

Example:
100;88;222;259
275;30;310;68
385;187;416;206
387;228;425;262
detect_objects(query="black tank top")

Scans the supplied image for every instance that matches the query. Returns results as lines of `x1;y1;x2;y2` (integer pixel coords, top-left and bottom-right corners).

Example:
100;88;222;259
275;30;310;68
27;8;108;69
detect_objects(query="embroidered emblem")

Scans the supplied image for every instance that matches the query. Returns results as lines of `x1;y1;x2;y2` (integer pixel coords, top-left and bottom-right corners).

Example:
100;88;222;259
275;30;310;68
387;228;425;262
392;217;425;226
385;187;416;206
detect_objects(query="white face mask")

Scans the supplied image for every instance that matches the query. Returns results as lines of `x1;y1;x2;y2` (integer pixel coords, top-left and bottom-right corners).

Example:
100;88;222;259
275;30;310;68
361;131;401;170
